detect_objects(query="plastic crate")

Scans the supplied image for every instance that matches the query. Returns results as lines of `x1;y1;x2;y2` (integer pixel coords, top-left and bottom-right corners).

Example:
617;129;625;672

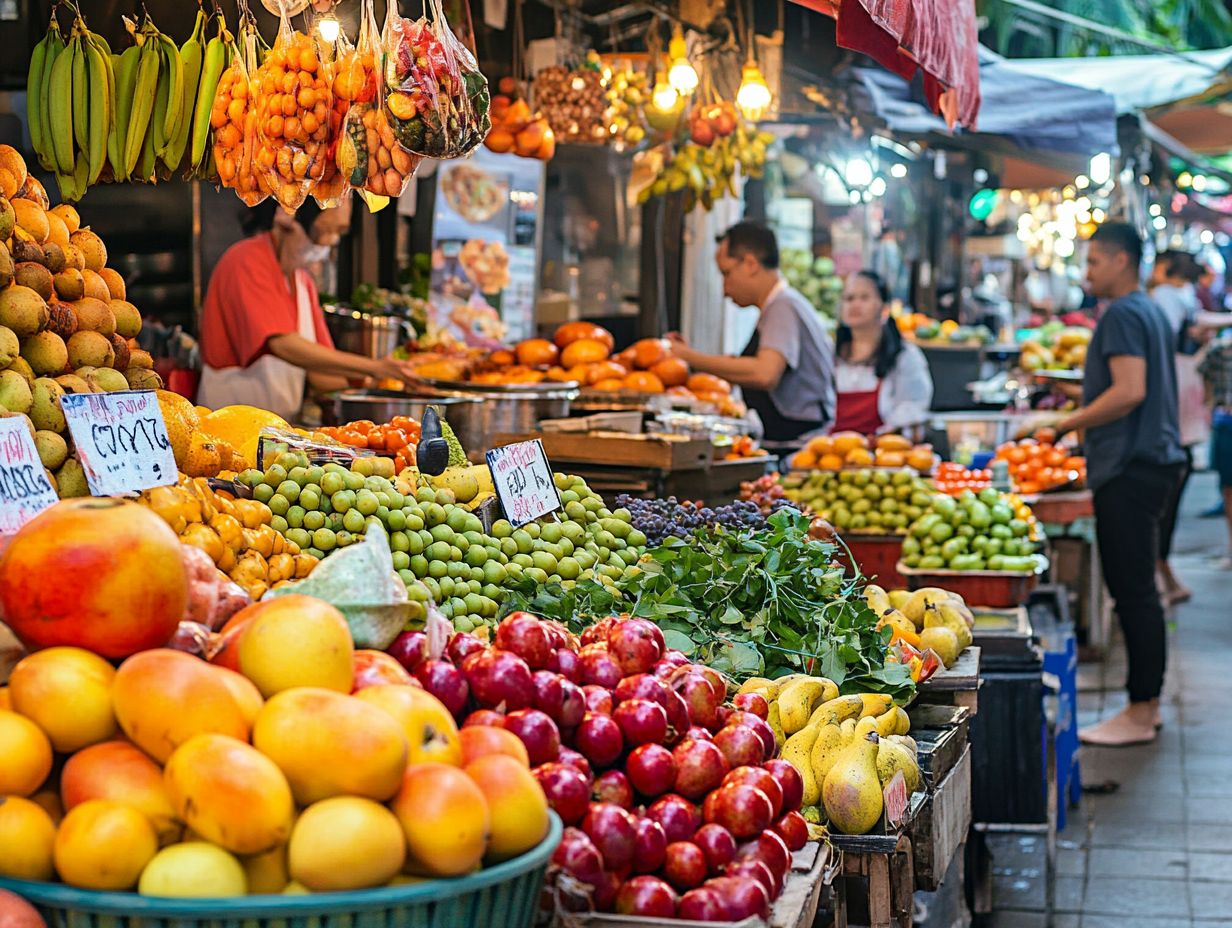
896;560;1045;608
840;534;906;588
0;813;562;928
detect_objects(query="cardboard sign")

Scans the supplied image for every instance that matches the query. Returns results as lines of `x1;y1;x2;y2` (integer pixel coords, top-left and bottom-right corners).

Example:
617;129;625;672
0;417;59;533
61;391;177;496
486;439;560;527
883;770;909;829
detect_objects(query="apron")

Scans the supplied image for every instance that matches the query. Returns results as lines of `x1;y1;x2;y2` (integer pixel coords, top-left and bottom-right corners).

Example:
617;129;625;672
740;328;824;449
833;382;884;436
198;268;317;421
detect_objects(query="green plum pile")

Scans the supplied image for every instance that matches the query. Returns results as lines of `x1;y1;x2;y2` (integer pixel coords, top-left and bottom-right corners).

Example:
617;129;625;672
901;488;1043;572
782;468;934;536
235;456;647;630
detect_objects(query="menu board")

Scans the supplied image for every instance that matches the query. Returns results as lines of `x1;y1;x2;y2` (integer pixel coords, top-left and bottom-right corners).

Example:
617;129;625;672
486;439;561;527
0;416;58;534
61;391;177;496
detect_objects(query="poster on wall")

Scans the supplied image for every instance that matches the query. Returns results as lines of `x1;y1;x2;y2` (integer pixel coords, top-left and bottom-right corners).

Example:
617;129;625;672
431;148;545;343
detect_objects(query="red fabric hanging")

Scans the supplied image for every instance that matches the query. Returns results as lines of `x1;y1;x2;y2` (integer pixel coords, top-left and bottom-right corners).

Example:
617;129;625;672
789;0;981;129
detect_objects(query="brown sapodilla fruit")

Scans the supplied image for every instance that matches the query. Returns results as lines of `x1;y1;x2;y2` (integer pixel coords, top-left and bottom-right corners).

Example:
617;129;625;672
14;262;54;301
71;298;116;336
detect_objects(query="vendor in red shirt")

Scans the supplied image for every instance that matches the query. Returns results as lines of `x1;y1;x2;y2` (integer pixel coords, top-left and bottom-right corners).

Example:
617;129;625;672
198;201;416;420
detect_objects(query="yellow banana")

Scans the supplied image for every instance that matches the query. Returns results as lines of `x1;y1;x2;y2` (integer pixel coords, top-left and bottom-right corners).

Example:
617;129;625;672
779;679;831;735
808;694;863;728
47;33;75;175
190;15;229;173
809;723;846;783
859;694;895;718
124;27;159;175
766;701;786;749
162;9;205;172
82;36;109;185
781;724;822;806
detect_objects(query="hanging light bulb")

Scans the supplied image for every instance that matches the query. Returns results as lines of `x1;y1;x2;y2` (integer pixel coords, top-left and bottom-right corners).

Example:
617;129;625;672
651;77;679;113
667;25;698;95
736;60;771;120
317;12;340;43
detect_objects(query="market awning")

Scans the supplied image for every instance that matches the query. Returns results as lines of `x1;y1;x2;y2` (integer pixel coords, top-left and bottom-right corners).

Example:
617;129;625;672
849;46;1117;168
788;0;981;130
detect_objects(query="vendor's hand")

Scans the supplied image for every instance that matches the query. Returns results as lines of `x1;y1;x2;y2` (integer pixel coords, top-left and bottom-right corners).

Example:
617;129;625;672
369;356;421;388
666;331;693;362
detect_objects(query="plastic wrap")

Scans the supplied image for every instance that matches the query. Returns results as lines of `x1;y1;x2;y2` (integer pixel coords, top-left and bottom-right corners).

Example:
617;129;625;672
382;0;490;159
252;6;333;209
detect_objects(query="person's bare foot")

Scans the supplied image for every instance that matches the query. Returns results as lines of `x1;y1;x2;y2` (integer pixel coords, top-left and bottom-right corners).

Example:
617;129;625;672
1165;583;1192;605
1079;702;1158;747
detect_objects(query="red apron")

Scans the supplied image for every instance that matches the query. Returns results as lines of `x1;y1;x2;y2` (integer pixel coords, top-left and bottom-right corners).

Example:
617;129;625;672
833;383;884;436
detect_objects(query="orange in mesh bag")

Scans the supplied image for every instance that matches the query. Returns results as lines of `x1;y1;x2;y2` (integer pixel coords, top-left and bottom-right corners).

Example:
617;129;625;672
335;0;420;204
252;9;333;210
211;10;270;206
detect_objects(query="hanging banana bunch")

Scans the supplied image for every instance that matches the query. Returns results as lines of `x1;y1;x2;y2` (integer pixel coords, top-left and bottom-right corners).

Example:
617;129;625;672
189;10;233;181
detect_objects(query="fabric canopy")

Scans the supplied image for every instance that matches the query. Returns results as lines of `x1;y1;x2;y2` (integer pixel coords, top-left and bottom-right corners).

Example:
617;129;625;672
788;0;981;129
850;46;1117;160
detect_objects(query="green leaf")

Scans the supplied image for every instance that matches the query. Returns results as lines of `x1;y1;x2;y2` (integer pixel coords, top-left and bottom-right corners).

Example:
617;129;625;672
662;629;697;655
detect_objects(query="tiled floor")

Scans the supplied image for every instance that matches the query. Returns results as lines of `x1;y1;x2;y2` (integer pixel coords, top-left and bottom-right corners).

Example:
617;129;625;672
989;473;1232;927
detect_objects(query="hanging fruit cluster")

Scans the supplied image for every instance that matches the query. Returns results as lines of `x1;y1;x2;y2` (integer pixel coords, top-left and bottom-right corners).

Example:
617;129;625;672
639;119;774;212
485;77;555;161
604;62;649;150
534;57;608;144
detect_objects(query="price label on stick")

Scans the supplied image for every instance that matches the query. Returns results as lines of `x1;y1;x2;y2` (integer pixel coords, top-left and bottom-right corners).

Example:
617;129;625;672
0;416;59;533
883;770;909;829
61;391;177;497
486;439;561;527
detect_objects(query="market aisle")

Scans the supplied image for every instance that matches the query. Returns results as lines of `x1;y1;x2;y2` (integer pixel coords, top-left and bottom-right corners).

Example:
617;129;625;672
990;472;1232;928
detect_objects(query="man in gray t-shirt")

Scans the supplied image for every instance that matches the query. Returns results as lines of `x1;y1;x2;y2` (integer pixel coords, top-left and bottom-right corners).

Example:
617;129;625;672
668;222;835;451
1057;222;1185;748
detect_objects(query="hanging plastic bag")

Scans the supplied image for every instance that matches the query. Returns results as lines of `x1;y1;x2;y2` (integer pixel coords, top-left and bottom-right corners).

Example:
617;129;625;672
381;0;490;159
211;3;269;206
336;0;421;208
252;1;334;209
308;10;348;208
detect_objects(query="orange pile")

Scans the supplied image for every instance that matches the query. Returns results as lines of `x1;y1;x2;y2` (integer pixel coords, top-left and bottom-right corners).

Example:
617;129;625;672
792;433;938;472
485;78;555;161
994;435;1085;494
317;417;422;474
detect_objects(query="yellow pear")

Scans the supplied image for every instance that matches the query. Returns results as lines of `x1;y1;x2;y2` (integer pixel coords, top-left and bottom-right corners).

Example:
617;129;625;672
822;733;884;835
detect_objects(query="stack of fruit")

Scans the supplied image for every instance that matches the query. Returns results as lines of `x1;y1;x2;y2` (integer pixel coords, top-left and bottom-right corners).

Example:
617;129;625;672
994;438;1086;494
639;120;775;213
484;77;555;161
863;585;974;669
232;454;645;631
603;60;648;150
0;150;166;496
901;489;1043;572
614;495;795;546
1019;325;1091;372
903;318;992;346
932;461;991;496
781;251;841;320
0;532;552;898
781;468;936;536
396;611;808;919
533;61;607;145
316;415;422;474
739;473;796;515
738;675;920;836
790;433;938;473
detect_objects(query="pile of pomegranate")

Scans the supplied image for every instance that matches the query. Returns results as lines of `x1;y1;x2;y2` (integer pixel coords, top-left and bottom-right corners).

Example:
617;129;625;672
385;613;808;920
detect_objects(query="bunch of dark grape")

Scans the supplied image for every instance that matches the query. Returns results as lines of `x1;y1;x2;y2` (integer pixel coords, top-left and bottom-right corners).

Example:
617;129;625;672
616;494;798;545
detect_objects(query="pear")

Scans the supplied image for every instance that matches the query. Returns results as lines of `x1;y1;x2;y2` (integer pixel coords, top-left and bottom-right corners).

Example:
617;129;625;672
924;602;973;650
809;723;847;782
864;583;891;613
55;373;91;395
86;368;128;393
20;330;68;376
0;196;14;241
29;377;66;432
822;732;884;835
125;367;163;391
887;589;912;611
0;240;13;289
918;626;960;666
34;429;68;469
876;738;922;793
0;369;33;414
6;356;35;384
0;324;18;368
56;456;89;497
902;587;952;629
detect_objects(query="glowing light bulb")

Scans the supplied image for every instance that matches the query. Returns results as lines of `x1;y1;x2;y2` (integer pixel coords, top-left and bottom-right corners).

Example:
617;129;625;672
667;28;698;95
317;13;340;43
890;163;908;178
736;62;771;120
651;81;679;113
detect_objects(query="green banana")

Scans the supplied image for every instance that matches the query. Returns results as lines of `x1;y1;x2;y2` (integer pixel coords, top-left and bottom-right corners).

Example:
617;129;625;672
112;35;141;182
106;53;122;176
190;14;229;173
70;33;88;154
37;27;66;171
47;33;75;175
155;30;183;152
163;9;205;172
82;35;110;185
124;30;159;176
26;20;56;169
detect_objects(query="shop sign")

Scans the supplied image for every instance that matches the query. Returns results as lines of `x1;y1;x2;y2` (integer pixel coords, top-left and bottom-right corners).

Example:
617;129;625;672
0;416;58;533
883;770;909;828
486;439;560;527
61;391;177;497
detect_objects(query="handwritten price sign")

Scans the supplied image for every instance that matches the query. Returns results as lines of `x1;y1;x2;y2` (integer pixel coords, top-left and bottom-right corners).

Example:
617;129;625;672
61;391;177;497
0;417;59;534
486;439;561;527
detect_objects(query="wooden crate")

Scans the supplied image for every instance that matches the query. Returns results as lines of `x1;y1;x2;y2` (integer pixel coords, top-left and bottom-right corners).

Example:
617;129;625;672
911;745;972;891
907;704;971;786
915;646;981;715
493;432;712;471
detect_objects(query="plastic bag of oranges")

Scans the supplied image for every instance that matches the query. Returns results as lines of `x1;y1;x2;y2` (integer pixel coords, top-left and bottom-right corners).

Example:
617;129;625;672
305;8;350;208
211;7;270;206
381;0;490;159
335;0;421;207
251;6;334;209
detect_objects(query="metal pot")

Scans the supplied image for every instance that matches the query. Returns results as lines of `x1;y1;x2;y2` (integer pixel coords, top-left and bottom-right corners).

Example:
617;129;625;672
322;305;414;358
335;391;482;427
431;389;578;455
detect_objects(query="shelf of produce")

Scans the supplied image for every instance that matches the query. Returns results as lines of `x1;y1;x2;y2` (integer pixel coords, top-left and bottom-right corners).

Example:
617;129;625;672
838;534;906;588
1020;490;1092;527
910;745;972;891
493;432;713;471
898;563;1042;609
914;647;981;714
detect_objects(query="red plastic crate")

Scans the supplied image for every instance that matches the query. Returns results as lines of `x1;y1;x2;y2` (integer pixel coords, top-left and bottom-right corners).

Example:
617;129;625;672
839;534;907;588
896;560;1044;608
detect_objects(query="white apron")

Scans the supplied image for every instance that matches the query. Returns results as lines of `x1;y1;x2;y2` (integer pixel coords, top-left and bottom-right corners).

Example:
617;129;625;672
198;269;316;421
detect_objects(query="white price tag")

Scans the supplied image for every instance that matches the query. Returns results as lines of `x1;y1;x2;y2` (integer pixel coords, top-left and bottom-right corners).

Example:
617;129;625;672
61;391;177;496
0;417;59;533
486;439;561;527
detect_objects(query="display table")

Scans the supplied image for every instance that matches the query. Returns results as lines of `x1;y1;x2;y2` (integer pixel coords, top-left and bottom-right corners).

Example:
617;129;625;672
907;705;973;891
830;799;925;928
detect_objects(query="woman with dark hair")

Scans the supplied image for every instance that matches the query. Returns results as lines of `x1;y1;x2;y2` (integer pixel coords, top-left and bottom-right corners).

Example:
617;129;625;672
832;270;933;435
198;201;416;420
